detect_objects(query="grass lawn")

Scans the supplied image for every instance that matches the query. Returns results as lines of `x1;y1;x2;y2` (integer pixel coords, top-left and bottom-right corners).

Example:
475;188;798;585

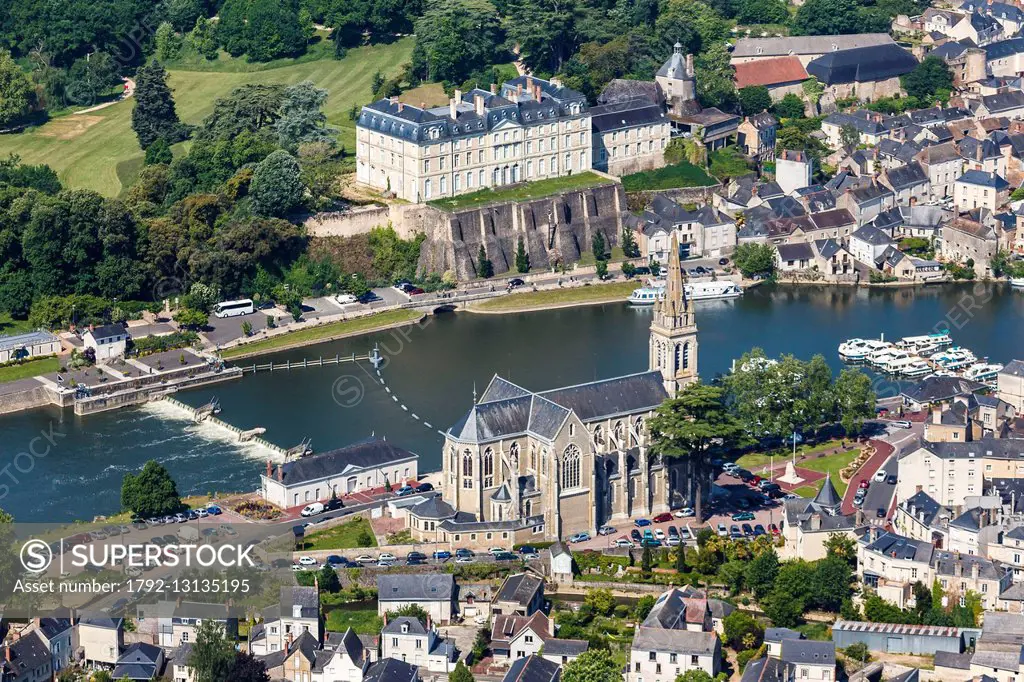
302;517;377;551
791;485;819;498
620;162;716;191
399;82;449;108
799;449;859;495
0;356;60;384
427;172;612;211
473;281;636;312
797;622;831;640
0;37;414;196
221;309;422;360
325;605;382;634
735;439;851;472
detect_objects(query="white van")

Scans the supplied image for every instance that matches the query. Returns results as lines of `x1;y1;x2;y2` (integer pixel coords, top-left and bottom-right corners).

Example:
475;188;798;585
300;502;325;517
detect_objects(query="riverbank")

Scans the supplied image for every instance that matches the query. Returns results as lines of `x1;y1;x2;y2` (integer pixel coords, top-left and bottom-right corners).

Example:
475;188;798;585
220;309;425;360
468;281;637;313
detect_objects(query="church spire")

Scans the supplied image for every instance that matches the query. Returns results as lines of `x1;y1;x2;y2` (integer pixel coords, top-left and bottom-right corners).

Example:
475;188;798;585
649;233;698;398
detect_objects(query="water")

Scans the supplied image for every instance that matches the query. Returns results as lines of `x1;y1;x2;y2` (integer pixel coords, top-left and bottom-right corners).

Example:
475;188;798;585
2;282;1022;523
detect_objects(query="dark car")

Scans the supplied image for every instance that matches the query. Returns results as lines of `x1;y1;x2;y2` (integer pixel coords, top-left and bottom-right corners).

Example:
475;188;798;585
494;552;518;561
324;497;344;511
407;551;427;561
325;555;346;566
630;529;642;542
432;550;452;560
887;474;897;485
731;511;755;521
518;545;537;555
640;538;662;548
455;548;475;558
633;266;652;276
508;278;525;287
406;556;426;565
741;523;754;536
415;482;434;493
737;469;754;482
719;257;729;266
729;525;743;539
408;287;425;295
876;507;887;518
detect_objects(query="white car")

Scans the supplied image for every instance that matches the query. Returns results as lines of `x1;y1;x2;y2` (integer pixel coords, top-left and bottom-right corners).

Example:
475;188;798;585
615;538;635;548
873;469;887;482
456;556;475;564
298;556;317;566
654;529;666;540
378;553;397;562
674;507;695;518
354;555;375;564
717;523;728;537
336;294;359;304
300;503;324;517
488;547;505;555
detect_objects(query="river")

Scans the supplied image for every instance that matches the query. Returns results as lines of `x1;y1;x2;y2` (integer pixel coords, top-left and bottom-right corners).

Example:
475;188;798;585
1;282;1021;523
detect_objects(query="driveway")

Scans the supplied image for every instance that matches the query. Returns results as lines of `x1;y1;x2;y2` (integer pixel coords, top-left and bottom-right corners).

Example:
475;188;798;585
203;310;270;347
857;455;898;524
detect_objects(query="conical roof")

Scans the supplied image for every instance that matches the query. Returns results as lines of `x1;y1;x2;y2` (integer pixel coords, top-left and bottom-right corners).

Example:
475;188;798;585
812;472;842;510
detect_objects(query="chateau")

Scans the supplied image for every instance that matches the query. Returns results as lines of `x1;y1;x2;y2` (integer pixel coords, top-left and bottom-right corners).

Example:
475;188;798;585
408;237;698;547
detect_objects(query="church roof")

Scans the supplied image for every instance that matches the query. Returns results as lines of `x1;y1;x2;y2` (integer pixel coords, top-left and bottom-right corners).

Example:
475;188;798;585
658;44;691;80
812;473;842;510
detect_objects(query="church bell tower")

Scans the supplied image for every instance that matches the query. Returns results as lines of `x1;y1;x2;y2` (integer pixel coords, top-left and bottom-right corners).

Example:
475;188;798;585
649;234;698;397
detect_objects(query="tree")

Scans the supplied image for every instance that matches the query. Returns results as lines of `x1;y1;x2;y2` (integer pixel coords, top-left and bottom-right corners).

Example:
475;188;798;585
902;56;953;102
719;560;747;594
562;649;623;682
515;235;530;273
842;643;870;666
477;245;494;278
677;671;714;682
275;81;334;151
723;611;764;651
412;0;504;83
621;226;640;258
839;124;860;152
449;661;474;682
471;628;490;661
144;138;174;166
188;17;220;60
246;0;308;61
132;61;188;149
739;86;772;116
174;308;208;330
737;0;788;23
812;556;853;612
251;150;304;217
634;595;656;621
791;0;864;35
834;368;875;436
649;383;745;520
584;588;616;615
592;231;607;260
121;461;183;516
387;604;430;624
0;50;32;126
155;22;184;61
695;43;737;111
317;563;341;593
596;259;609;280
773;94;805;119
732;242;775;278
825;533;857;565
763;586;804;627
225;652;271;682
674;544;687;572
189;620;236;682
299;141;343;206
745;547;779;599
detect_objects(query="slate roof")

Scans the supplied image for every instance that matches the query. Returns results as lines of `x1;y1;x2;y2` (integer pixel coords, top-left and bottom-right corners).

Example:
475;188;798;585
809;208;855;230
87;323;128;341
863;531;935;563
538;372;669;422
825;111;892;135
780;639;836;666
851;225;895;246
632;627;719;655
36;617;72;640
113;642;163;681
885;162;929;190
957;169;1009;189
643;589;709;630
495;573;544;606
378;574;455;602
0;330;59;353
764;627;803;643
409;496;456;520
806;44;918;85
590;101;667;134
364;658;419;682
986;37;1024;60
492;612;552;648
542;639;590;656
958;136;1000;161
383;616;428;636
741;657;787;682
776;243;815;262
900;490;947;528
503;655;561;682
980;90;1024;114
597;79;662;106
935;651;974;670
913;438;1024;460
901;375;987;403
873;207;904;232
280;586;319;619
950;507;984;531
734;57;808;88
932;550;1005;580
814;239;846;259
276;438;417;486
731;34;893;58
1002;360;1024;377
813;473;842;509
2;632;53;682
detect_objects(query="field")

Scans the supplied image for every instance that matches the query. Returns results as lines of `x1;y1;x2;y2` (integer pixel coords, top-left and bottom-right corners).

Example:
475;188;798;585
620;162;716;192
472;281;637;312
0;357;60;384
325;603;382;633
0;313;32;335
0;37;415;196
301;516;377;550
427;171;613;211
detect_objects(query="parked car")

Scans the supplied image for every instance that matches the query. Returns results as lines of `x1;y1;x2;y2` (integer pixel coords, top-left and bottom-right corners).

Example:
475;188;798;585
730;525;743;539
717;523;728;537
640;538;661;547
455;548;474;558
737;469;754;482
407;552;427;561
396;485;415;496
335;293;359;304
415;482;434;493
769;523;780;535
432;550;451;560
634;518;652;527
654;529;666;540
300;502;324;517
859;479;870;489
488;547;506;555
741;523;754;537
508;278;525;288
674;507;695;518
298;556;317;566
873;469;887;482
455;556;474;564
719;257;729;266
493;552;518;561
325;555;346;567
630;529;643;542
206;505;222;515
754;524;767;536
679;527;691;540
876;507;888;518
653;512;673;523
890;420;912;429
887;474;897;485
615;538;635;548
731;511;755;521
569;532;591;543
598;525;616;536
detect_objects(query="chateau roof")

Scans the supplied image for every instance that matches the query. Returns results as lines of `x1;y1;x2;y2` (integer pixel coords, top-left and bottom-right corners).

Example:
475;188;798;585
731;34;893;58
806;44;918;85
734;56;808;88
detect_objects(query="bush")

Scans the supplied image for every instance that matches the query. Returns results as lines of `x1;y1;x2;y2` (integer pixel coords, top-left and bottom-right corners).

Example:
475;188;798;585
131;331;199;356
621;163;716;191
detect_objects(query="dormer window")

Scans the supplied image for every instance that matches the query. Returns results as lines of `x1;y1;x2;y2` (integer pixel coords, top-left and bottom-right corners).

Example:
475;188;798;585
401;624;409;633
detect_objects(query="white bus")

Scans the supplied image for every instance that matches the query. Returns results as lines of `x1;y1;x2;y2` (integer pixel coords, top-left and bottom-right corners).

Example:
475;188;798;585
213;299;254;318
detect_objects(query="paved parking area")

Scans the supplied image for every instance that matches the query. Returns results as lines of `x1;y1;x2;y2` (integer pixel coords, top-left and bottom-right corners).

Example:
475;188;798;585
203;311;270;347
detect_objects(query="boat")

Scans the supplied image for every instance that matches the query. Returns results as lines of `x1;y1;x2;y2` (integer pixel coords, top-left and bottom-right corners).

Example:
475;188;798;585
866;344;897;366
896;333;952;352
901;359;932;377
838;339;870;361
933;347;976;370
1011;278;1024;288
964;362;1004;382
628;285;665;305
685;281;743;300
879;350;916;373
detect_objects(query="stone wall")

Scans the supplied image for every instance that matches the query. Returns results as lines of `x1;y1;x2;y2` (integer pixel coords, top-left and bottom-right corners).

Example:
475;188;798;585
304;203;430;240
0;384;57;415
417;183;628;280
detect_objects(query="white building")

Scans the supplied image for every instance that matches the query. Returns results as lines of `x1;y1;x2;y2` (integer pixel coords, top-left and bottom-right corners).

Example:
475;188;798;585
75;617;124;667
249;587;321;656
775;150;814;195
377;575;455;625
490;612;552;660
848;225;895;266
0;331;61;364
261;438;419;509
381;616;458;673
82;324;128;361
627;588;721;682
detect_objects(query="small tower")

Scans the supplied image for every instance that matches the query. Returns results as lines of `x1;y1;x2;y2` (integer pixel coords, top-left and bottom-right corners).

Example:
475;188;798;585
649;234;698;397
656;43;700;116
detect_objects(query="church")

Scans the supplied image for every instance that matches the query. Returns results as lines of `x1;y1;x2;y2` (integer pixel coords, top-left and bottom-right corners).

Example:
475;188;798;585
407;237;701;548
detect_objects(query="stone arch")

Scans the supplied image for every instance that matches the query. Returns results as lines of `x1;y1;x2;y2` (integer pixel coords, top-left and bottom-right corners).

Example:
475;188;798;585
562;444;582;489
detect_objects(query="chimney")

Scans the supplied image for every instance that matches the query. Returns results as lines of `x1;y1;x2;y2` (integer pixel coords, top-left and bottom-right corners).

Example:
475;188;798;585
810;513;822;531
517;83;523;96
266;460;272;477
314;575;319;591
383;612;388;626
287;632;294;649
4;646;9;663
526;76;533;93
419;102;426;110
856;509;865;526
276;464;283;482
977;144;984;161
972;562;980;579
449;97;458;121
490;83;497;95
933;406;943;425
398;101;404;112
550;77;562;88
426;614;432;630
686;54;695;78
955;560;963;577
534;84;542;101
474;94;485;116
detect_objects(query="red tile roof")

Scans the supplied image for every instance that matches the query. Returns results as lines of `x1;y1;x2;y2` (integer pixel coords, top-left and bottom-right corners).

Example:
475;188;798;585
734;56;809;89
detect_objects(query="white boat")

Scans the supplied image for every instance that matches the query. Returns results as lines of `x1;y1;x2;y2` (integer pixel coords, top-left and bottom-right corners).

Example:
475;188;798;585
879;351;916;373
1010;278;1024;288
933;347;976;370
628;285;664;305
897;332;952;352
685;281;743;300
964;362;1004;382
866;344;897;366
901;359;932;377
838;339;870;361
